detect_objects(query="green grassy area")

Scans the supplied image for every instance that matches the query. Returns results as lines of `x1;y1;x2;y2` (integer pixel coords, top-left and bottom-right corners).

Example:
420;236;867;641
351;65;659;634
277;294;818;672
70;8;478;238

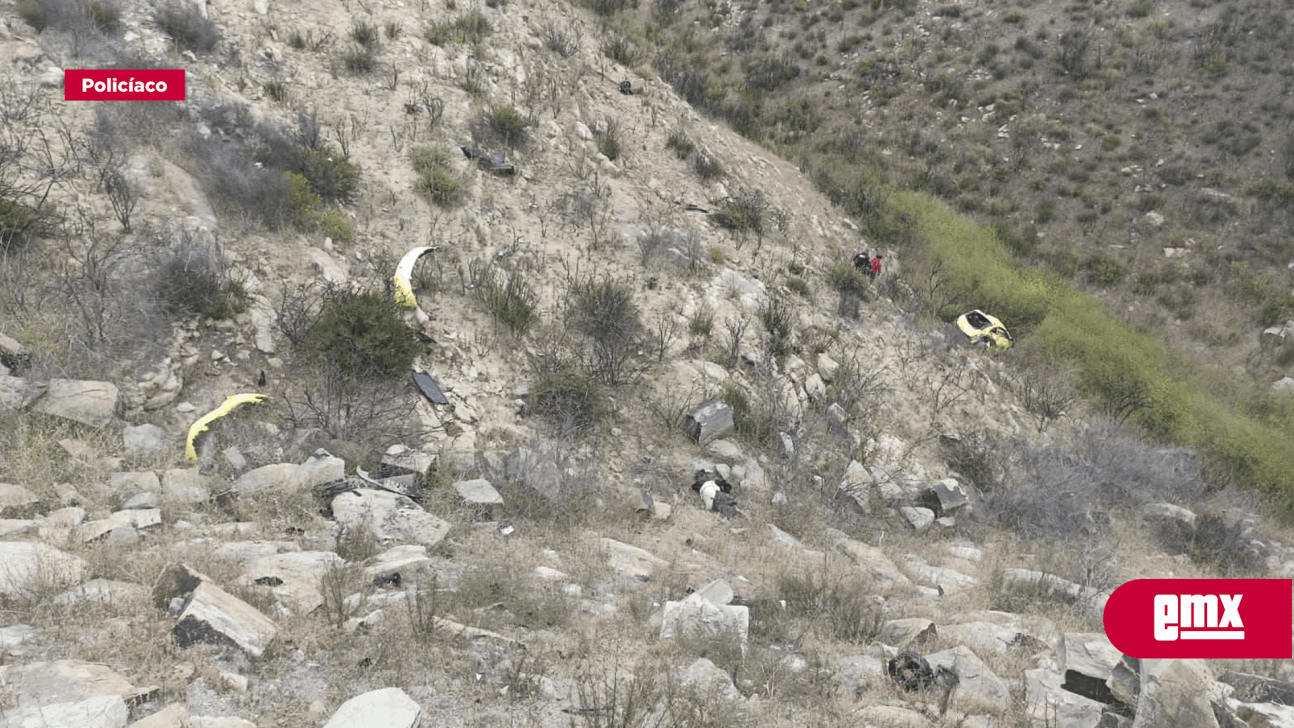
893;189;1294;508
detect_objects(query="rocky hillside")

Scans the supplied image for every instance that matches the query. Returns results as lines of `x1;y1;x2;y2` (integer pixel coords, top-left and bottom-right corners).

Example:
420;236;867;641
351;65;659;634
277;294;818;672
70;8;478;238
1;0;1293;726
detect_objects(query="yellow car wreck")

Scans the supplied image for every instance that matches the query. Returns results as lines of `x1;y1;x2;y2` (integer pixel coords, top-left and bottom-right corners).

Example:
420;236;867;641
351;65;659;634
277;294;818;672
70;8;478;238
956;310;1014;350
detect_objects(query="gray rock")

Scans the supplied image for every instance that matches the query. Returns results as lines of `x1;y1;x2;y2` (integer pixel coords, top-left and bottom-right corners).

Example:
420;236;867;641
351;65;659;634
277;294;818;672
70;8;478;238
0;518;35;537
247;551;344;614
927;645;1010;712
331;489;451;548
0;374;46;410
878;618;937;649
661;592;749;655
122;491;160;509
1026;668;1107;727
0;482;39;515
123;424;165;458
53;578;149;607
382;444;435;476
1059;632;1124;696
697;578;734;606
0;624;37;649
505;447;562;499
1141;502;1196;528
1218;670;1294;706
685;398;735;446
1132;659;1220;728
679;657;742;701
223;446;247;471
454;478;503;505
2;694;128;728
127;703;190;727
854;705;932;727
79;509;161;542
900;506;936;531
233;463;299;495
322;687;422;728
919;479;968;517
173;579;279;658
601;537;670;578
0;542;87;596
213;540;301;563
33;379;120;427
828;530;910;589
110;470;160;495
298;448;346;489
0;659;148;725
162;468;210;504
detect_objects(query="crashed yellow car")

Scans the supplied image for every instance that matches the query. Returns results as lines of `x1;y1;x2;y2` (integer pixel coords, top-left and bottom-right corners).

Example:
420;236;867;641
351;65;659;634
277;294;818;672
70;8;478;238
956;310;1014;350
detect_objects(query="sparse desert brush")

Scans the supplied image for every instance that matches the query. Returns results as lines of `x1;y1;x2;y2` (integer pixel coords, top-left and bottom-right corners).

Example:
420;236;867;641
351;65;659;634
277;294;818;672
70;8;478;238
565;275;644;385
410;147;464;207
528;363;607;438
475;105;530;150
478;264;539;335
302;289;420;379
156;251;247;322
18;0;119;35
153;0;218;52
423;11;491;46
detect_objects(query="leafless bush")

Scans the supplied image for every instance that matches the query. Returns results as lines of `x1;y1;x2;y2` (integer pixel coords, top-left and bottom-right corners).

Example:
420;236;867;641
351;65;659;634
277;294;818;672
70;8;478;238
1013;364;1080;433
539;20;581;58
153;0;219;53
970;423;1196;543
0;81;76;253
277;361;438;461
564;275;644;385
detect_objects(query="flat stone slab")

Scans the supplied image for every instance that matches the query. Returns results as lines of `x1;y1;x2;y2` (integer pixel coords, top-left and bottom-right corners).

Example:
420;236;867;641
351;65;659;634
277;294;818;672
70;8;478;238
382;445;435;476
53;578;150;607
247;551;344;614
926;645;1009;712
0;659;148;709
661;592;749;655
2;694;128;728
33;379;119;428
174;580;279;658
79;508;162;542
322;687;422;728
600;537;669;579
0;482;39;515
331;489;451;548
363;544;432;578
0;542;87;596
1026;668;1106;727
453;478;503;505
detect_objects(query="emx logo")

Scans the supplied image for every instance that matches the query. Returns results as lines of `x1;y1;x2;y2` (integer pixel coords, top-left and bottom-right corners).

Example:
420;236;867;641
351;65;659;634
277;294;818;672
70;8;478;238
1104;579;1292;659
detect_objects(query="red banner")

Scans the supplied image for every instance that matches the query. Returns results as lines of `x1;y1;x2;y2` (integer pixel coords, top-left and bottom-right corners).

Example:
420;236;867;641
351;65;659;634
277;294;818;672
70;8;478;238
1104;579;1292;658
65;69;186;101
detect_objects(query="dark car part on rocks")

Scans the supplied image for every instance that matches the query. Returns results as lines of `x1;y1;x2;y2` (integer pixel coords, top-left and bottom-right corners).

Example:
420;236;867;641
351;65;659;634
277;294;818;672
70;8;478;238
459;144;515;175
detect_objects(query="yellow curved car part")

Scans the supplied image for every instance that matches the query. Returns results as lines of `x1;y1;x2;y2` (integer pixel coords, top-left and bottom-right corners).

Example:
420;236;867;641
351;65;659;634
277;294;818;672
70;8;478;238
956;310;1014;350
394;246;434;309
185;393;268;461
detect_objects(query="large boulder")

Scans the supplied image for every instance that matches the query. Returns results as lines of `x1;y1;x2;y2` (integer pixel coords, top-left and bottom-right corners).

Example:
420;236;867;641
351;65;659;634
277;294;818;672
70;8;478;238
33;379;119;427
330;489;451;548
661;592;750;655
1132;659;1220;728
685;398;735;446
246;551;344;614
322;687;422;728
0;542;87;596
153;563;278;658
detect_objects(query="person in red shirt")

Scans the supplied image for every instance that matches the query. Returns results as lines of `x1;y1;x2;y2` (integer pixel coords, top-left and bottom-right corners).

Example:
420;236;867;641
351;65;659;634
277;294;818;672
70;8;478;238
868;255;882;282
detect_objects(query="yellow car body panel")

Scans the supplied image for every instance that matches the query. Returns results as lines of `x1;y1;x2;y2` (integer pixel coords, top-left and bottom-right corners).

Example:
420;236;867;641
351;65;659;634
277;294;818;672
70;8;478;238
394;246;434;308
185;393;268;461
956;310;1014;350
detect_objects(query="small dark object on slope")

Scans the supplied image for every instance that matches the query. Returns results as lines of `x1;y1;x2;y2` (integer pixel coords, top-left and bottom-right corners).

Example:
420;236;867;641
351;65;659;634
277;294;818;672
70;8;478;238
459;144;515;175
888;653;933;691
372;571;402;588
619;80;633;95
257;369;266;387
413;369;450;405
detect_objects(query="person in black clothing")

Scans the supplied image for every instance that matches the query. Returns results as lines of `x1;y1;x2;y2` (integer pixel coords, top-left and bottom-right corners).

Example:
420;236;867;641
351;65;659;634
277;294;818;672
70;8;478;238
853;250;870;273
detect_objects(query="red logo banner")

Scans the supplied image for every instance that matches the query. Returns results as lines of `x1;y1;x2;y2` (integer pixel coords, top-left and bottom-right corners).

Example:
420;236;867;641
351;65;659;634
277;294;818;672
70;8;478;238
1104;579;1292;658
65;69;186;101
